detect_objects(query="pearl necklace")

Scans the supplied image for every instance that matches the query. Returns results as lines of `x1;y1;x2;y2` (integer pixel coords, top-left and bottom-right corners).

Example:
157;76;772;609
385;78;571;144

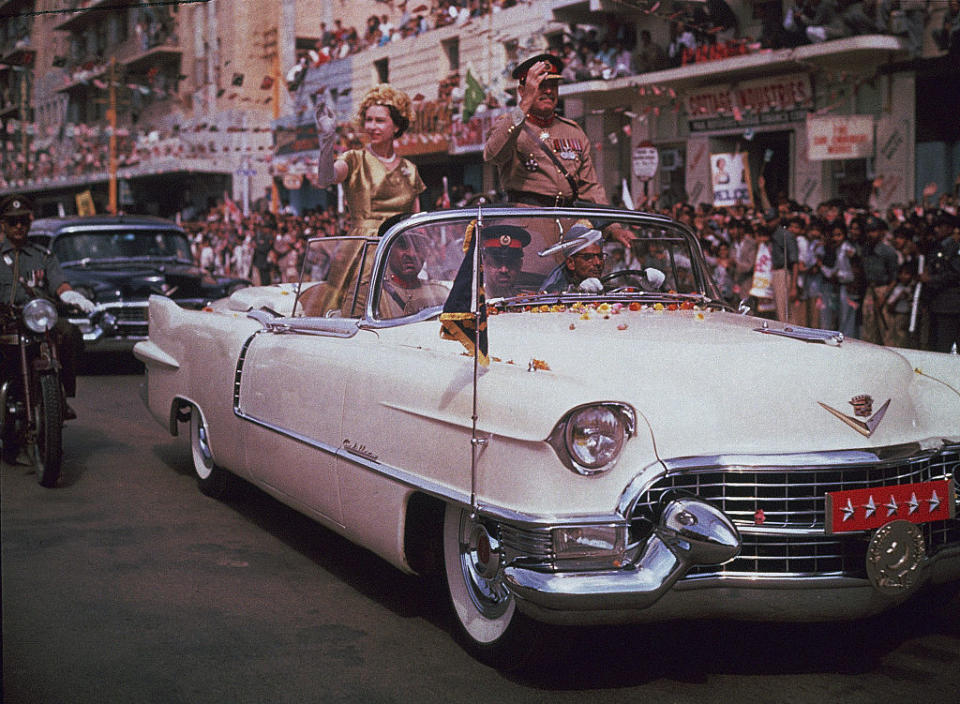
368;146;398;165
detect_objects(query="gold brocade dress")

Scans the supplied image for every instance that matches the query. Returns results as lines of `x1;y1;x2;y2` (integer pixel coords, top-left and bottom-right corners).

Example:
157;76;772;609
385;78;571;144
303;149;425;317
339;149;426;236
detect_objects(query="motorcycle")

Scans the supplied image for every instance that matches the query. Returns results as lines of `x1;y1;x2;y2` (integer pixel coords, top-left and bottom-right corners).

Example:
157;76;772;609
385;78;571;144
0;296;67;487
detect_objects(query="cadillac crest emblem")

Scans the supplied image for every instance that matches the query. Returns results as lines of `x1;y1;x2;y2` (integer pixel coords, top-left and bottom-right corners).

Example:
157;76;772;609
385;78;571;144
819;394;890;438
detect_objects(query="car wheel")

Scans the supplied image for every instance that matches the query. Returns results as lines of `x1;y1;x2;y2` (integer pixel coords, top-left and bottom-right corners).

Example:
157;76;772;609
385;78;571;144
442;503;534;668
190;406;230;498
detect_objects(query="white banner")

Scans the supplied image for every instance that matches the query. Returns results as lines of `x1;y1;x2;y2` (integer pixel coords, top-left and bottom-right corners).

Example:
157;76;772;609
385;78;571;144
710;152;753;207
807;115;874;161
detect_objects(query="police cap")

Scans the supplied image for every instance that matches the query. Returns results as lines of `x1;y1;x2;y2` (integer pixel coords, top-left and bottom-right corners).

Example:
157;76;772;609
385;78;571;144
0;194;34;219
481;225;530;261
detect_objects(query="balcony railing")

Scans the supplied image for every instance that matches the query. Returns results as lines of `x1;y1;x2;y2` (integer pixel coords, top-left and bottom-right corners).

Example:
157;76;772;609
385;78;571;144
54;0;131;32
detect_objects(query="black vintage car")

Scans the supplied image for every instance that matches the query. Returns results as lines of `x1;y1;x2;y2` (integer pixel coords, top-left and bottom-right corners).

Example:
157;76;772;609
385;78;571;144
29;215;248;352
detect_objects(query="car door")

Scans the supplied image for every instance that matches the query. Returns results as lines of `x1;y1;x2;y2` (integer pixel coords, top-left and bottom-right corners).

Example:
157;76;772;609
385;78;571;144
234;238;377;526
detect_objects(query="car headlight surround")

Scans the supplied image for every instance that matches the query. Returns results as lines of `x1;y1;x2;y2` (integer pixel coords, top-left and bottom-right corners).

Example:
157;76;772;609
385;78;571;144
548;402;636;476
23;298;59;333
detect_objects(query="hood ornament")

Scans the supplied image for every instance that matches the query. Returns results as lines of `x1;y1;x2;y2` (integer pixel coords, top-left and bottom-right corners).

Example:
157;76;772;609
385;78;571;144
819;395;890;438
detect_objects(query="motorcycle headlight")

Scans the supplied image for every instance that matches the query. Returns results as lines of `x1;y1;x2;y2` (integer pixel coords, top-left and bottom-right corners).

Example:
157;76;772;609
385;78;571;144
23;298;58;333
548;403;636;475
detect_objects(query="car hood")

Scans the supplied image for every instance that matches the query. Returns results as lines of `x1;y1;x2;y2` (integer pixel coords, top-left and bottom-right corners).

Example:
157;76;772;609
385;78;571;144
414;307;960;458
64;262;217;300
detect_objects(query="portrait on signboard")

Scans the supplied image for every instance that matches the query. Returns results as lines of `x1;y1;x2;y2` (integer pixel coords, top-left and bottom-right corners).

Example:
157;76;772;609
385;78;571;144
710;152;753;208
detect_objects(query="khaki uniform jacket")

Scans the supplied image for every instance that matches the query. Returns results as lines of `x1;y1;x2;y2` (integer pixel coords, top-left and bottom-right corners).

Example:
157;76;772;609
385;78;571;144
483;111;606;203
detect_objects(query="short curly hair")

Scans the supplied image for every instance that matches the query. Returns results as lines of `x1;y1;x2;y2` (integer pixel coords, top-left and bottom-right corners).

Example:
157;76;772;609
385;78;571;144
356;83;414;138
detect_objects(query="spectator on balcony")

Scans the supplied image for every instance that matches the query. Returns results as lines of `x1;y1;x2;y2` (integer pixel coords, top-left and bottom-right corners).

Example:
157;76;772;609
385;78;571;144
667;20;697;66
839;1;880;37
635;30;668;74
695;0;739;42
933;0;960;55
802;0;849;43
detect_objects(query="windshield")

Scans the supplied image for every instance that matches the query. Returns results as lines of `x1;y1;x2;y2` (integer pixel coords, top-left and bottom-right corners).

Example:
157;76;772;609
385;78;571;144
53;230;192;264
293;211;717;320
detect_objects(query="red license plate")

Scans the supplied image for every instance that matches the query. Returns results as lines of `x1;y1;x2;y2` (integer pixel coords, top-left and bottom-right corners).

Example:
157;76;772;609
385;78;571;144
825;480;955;534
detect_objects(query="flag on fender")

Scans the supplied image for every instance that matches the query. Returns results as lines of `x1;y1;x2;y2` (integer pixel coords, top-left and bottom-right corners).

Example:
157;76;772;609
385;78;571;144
440;220;488;367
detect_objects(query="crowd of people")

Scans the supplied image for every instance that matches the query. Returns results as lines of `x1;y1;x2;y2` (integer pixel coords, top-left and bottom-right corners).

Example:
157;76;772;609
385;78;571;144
181;172;960;353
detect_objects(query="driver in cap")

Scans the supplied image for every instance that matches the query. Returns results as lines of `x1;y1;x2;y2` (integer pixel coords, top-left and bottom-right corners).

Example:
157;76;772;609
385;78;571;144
481;225;530;298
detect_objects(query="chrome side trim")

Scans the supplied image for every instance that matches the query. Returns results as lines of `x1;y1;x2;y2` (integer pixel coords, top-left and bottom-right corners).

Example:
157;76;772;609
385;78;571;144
659;443;932;471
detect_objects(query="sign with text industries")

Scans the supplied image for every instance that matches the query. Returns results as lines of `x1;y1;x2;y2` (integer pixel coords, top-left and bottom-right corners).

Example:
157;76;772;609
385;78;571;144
710;152;753;207
685;74;812;120
807;115;874;161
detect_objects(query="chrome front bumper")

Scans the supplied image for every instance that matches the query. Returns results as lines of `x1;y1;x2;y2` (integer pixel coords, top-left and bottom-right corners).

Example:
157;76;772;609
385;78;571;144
502;502;960;626
507;541;960;625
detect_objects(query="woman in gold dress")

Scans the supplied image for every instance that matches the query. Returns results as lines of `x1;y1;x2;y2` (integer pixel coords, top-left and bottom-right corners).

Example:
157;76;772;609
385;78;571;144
306;84;427;316
317;83;425;236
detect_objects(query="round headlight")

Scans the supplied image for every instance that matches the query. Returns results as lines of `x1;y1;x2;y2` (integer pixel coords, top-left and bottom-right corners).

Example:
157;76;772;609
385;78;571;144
564;405;626;473
23;298;59;333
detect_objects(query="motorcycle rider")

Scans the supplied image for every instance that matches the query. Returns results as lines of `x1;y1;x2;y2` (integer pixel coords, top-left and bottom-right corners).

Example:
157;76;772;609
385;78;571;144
0;194;94;418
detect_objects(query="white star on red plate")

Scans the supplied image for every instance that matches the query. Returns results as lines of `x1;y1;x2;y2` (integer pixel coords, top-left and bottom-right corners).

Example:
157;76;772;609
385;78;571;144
928;489;941;513
885;495;899;516
907;492;919;514
863;495;877;518
841;498;856;522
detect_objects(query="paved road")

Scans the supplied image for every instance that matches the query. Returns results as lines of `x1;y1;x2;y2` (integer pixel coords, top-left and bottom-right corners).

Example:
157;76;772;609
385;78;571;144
3;371;960;703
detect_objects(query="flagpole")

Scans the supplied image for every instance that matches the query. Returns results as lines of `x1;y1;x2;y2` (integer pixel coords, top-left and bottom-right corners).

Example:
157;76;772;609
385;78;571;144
469;203;484;516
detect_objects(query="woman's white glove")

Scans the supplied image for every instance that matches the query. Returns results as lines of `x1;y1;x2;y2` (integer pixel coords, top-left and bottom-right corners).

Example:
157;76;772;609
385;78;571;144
644;268;666;290
577;277;603;293
60;289;95;313
314;91;338;188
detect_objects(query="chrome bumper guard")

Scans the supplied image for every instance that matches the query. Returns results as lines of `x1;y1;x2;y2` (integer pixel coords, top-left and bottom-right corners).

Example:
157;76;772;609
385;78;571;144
504;497;740;612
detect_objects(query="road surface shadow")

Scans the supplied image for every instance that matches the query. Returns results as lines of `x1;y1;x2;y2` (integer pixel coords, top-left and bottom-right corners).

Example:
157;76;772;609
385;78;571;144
154;465;960;687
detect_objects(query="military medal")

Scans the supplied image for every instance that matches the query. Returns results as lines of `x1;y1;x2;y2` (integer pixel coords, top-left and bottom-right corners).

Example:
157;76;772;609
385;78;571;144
539;130;550;141
524;155;539;171
557;138;579;160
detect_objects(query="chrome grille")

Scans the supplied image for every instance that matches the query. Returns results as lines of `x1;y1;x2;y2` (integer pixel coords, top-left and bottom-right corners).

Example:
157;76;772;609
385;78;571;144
102;303;148;337
632;445;960;578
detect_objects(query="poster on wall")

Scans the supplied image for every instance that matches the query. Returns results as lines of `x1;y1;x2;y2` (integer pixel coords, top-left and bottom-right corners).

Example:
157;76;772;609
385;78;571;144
710;152;753;207
807;115;874;161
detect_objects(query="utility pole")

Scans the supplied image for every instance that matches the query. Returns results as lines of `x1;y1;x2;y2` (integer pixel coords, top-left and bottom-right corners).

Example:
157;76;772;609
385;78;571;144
108;57;118;214
20;68;29;182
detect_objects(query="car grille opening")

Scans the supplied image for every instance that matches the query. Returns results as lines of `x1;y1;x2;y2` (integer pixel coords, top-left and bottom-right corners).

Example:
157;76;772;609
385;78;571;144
631;445;960;579
102;303;148;338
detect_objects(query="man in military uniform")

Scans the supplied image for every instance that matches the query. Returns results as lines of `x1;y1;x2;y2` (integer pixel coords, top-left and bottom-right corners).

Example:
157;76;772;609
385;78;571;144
484;53;634;249
0;194;94;410
921;212;960;352
480;224;530;298
485;53;606;208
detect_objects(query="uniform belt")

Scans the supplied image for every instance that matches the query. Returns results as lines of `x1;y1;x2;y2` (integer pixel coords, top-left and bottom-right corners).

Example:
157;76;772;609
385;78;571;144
507;191;574;207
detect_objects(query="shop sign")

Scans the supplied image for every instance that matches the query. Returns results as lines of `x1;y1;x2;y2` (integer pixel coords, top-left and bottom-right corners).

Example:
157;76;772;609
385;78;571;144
807;115;874;161
710;152;754;208
632;142;659;181
685;74;812;132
